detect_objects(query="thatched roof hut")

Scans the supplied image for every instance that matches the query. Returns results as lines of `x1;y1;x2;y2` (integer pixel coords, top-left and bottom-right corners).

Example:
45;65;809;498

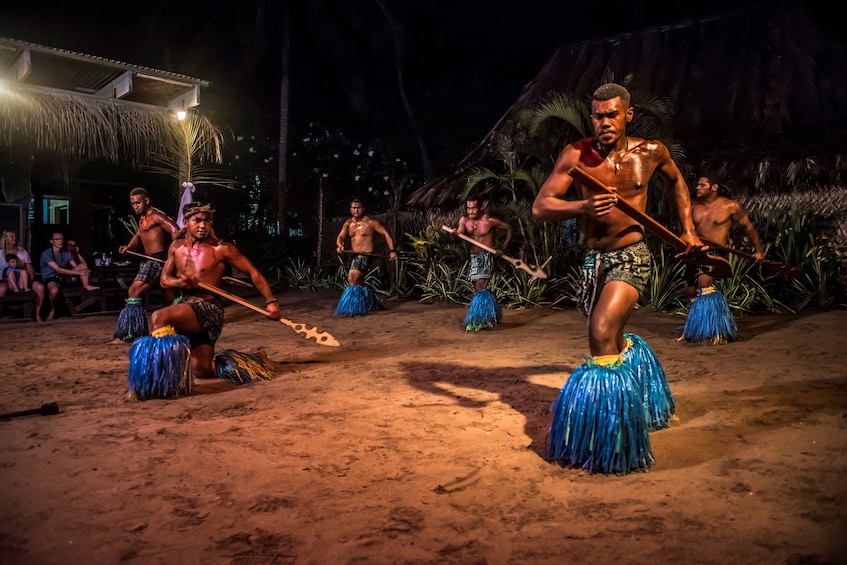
1;37;214;165
410;1;847;210
0;37;220;251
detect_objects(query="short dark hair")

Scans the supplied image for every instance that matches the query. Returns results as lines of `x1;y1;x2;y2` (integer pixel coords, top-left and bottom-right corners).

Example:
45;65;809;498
130;187;149;198
5;253;18;262
700;172;721;187
592;83;631;108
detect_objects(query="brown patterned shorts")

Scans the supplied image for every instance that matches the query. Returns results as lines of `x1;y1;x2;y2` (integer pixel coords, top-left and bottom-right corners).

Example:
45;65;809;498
181;297;225;347
577;241;652;319
135;251;168;285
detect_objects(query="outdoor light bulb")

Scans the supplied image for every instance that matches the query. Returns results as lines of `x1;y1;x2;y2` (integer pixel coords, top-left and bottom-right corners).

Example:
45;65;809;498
176;110;187;121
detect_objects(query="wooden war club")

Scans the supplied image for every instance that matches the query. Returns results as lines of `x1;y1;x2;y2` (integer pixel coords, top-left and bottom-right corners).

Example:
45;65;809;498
699;238;804;279
122;249;253;287
196;281;340;347
568;165;733;279
441;225;550;281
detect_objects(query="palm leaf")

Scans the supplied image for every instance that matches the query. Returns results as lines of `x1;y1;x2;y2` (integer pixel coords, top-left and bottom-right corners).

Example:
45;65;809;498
144;111;229;188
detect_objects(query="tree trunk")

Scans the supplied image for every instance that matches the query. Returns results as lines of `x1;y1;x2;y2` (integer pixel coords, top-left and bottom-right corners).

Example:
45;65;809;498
372;0;433;179
277;4;291;232
316;176;325;265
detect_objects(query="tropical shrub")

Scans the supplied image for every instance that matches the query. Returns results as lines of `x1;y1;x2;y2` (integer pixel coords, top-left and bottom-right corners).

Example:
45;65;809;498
282;257;329;292
751;206;847;311
714;254;781;314
644;246;686;312
412;261;473;304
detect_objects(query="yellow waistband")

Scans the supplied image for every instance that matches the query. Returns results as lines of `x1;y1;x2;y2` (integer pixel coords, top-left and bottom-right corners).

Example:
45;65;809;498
592;353;624;367
699;285;717;296
151;325;177;338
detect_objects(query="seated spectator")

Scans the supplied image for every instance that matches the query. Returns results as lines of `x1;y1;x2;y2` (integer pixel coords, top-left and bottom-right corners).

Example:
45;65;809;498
63;239;92;286
3;253;31;294
39;232;99;321
0;229;45;320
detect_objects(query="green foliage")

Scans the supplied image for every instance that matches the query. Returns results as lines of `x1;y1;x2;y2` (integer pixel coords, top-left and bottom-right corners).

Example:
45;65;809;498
117;215;139;238
645;247;685;312
283;257;324;292
281;254;394;297
322;262;349;291
145;111;229;199
382;256;416;298
412;261;473;304
407;225;466;269
750;206;847;311
715;254;780;314
524;94;591;162
489;269;577;309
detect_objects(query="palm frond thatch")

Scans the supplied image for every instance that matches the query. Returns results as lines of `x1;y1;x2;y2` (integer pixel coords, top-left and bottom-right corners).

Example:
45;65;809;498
0;79;220;170
408;1;847;209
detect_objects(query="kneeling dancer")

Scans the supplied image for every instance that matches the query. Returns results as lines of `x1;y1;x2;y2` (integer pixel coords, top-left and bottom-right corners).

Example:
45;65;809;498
127;202;282;401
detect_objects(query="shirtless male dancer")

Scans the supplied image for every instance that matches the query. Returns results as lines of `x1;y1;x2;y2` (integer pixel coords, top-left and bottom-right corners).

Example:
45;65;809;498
532;82;704;473
336;198;398;285
333;198;397;316
456;198;513;330
456;198;513;291
680;173;764;343
112;187;179;342
687;173;764;296
152;202;282;378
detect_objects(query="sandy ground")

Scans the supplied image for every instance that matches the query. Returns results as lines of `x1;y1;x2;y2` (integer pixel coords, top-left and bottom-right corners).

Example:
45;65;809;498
0;290;845;565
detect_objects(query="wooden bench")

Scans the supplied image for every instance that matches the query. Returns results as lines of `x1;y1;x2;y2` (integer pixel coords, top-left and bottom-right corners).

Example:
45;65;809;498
0;291;34;321
61;287;126;318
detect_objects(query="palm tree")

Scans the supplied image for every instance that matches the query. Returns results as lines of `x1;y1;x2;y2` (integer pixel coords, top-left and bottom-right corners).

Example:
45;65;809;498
371;0;433;178
137;1;432;230
144;110;225;190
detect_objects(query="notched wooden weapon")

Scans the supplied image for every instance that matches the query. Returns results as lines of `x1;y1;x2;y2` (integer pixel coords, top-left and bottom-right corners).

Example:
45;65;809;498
123;249;253;287
700;239;805;279
568;164;733;279
441;225;550;281
197;282;340;347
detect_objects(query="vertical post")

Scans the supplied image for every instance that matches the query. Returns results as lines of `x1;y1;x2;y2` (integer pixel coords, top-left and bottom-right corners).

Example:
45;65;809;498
316;177;325;265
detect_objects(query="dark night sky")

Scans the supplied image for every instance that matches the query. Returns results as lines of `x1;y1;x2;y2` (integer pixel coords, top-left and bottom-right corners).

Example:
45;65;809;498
0;0;838;174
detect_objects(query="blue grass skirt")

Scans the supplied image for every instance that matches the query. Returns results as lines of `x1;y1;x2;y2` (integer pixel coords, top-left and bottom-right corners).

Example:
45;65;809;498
682;287;737;344
465;289;501;331
127;325;192;401
113;297;148;342
334;285;383;316
547;357;652;475
214;350;275;383
623;333;675;431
